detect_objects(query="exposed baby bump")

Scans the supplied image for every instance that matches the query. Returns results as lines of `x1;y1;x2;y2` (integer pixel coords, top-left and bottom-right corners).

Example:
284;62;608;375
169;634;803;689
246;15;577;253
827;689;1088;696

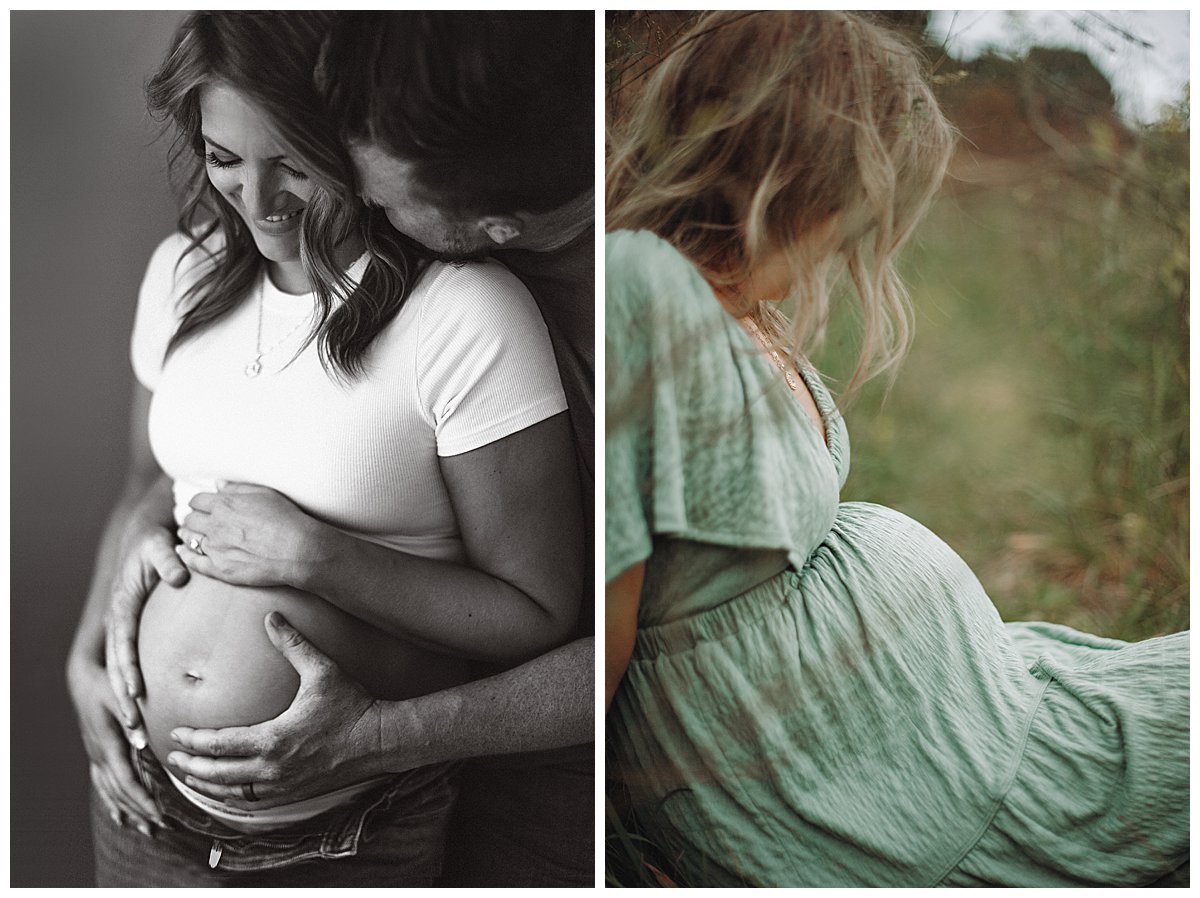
137;573;471;772
137;577;309;766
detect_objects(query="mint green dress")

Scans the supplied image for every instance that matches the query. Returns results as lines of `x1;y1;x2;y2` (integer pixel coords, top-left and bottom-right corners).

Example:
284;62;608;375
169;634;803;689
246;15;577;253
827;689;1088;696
605;229;1189;887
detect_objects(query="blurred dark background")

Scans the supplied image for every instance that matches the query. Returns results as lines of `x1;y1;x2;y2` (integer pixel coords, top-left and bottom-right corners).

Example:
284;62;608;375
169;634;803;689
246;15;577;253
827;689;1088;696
11;11;184;886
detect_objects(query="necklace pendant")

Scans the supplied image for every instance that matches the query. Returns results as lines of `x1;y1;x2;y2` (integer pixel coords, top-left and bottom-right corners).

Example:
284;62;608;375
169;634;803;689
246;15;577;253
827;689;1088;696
245;357;262;378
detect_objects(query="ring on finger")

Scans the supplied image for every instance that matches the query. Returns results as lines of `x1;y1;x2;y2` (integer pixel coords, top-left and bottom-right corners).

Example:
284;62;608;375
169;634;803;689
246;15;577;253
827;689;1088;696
188;535;206;556
242;782;259;802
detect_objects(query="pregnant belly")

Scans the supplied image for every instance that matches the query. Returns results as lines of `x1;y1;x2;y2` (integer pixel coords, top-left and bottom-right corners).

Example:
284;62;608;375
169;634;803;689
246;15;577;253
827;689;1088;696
137;573;471;773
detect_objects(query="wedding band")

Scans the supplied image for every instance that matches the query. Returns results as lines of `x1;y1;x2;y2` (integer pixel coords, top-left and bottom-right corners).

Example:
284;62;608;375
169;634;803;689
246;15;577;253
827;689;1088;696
242;783;259;802
189;536;205;556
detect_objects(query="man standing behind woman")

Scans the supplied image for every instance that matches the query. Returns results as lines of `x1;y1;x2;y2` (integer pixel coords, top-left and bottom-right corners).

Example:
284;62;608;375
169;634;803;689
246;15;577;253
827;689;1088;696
111;11;596;888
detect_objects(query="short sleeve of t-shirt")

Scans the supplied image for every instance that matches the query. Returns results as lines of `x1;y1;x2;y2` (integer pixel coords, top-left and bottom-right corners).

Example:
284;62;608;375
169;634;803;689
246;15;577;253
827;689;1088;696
416;260;568;457
130;232;210;391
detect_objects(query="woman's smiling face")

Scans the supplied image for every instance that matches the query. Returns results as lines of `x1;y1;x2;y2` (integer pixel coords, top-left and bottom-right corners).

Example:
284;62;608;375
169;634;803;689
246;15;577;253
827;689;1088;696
199;81;315;271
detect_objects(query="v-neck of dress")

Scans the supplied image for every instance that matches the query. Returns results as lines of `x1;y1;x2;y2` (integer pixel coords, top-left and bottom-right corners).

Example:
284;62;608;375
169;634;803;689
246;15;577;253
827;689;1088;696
662;232;847;481
725;311;835;459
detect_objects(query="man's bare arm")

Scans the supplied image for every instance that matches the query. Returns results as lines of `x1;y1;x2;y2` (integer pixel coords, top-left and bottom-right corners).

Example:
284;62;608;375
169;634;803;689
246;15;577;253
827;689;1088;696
165;621;594;804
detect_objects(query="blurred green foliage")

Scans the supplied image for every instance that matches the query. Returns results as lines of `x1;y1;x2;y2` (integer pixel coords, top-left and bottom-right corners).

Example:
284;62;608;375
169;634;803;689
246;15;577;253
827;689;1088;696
815;108;1189;642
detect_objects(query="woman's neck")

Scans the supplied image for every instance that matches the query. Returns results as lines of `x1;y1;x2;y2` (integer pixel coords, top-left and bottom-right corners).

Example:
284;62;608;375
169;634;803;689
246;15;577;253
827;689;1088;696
266;236;367;296
267;259;310;295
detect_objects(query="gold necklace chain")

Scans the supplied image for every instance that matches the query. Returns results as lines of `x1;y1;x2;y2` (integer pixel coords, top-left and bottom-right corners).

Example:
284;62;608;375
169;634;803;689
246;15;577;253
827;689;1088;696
741;315;799;392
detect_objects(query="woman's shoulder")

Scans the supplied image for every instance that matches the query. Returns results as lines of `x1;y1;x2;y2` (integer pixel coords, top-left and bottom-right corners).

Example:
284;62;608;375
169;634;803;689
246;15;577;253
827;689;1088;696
420;256;532;300
606;229;722;337
606;228;697;291
142;228;225;298
131;228;227;390
403;257;565;441
412;257;543;333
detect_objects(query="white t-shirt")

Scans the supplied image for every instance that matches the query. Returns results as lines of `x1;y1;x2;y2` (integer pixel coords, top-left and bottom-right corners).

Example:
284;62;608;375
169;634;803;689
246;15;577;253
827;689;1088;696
131;232;567;563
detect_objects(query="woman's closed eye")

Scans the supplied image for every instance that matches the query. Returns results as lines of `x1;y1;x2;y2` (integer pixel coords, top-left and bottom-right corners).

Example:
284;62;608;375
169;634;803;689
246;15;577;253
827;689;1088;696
204;150;237;170
203;151;308;180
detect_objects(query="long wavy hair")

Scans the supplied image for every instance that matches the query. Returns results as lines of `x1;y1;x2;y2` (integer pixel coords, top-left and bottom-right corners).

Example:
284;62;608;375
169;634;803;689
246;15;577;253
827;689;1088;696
146;11;432;380
607;11;956;394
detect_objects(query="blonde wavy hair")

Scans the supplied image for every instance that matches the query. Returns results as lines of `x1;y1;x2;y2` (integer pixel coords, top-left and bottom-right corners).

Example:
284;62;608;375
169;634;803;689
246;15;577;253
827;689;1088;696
606;11;956;393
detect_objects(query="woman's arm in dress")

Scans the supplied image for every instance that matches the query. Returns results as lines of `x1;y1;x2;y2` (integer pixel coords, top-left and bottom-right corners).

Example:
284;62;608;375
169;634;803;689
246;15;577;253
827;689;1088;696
606;562;645;710
180;410;585;666
66;383;186;833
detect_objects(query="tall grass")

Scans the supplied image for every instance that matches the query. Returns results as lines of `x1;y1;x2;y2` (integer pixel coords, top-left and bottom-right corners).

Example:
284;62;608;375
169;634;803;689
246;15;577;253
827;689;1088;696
815;133;1188;642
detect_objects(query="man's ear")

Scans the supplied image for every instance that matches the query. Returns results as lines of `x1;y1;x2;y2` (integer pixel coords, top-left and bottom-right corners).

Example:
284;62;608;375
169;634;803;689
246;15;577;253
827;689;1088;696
478;215;524;247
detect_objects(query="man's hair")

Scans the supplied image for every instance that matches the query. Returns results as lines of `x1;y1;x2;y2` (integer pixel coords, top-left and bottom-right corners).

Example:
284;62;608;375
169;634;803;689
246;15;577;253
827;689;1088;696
321;12;593;216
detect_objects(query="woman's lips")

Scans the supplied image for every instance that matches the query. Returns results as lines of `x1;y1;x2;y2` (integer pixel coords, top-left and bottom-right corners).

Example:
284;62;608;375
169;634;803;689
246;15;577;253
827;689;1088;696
253;208;304;236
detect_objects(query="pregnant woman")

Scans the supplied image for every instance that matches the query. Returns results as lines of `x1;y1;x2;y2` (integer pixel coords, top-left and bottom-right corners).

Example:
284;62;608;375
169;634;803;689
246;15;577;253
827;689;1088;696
66;12;582;886
605;11;1188;888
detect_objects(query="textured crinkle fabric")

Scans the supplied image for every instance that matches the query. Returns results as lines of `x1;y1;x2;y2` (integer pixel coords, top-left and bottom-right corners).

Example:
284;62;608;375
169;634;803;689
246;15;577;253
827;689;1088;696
604;229;1189;887
605;231;848;586
944;627;1190;886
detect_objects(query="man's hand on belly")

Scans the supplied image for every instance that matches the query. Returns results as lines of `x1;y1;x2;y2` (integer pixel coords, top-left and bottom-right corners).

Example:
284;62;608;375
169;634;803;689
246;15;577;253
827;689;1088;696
163;611;386;805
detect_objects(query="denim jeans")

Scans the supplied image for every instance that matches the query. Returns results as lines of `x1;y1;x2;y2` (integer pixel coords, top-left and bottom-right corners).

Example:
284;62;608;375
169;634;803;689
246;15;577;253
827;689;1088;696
91;747;457;887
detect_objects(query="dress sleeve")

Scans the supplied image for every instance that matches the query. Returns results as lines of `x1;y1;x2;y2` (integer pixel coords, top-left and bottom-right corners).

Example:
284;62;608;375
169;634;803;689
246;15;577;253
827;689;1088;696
605;230;835;582
130;232;199;391
416;260;568;457
604;231;657;581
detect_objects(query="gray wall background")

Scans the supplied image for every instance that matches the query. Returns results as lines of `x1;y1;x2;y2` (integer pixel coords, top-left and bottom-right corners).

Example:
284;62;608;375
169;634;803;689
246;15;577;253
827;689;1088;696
11;11;185;886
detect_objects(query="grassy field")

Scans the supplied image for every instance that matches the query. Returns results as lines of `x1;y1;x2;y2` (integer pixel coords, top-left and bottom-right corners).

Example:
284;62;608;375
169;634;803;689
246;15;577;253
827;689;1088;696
814;153;1188;643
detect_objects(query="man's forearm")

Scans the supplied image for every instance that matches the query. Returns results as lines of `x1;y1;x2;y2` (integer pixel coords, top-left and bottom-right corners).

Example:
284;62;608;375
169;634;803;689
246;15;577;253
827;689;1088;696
377;636;594;770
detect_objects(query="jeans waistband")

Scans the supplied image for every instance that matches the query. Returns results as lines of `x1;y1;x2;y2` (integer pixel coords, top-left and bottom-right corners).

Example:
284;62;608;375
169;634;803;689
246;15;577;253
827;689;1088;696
131;745;456;872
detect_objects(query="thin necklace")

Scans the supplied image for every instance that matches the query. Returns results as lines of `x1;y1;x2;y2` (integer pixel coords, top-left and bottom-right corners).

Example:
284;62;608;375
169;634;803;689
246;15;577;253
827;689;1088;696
742;315;799;392
245;280;312;378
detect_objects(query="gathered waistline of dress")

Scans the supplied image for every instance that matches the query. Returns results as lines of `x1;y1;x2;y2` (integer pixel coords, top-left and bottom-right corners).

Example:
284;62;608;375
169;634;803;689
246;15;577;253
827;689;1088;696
632;565;806;660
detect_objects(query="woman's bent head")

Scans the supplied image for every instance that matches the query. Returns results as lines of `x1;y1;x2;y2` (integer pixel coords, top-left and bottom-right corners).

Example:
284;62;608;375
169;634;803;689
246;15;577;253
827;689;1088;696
607;11;956;391
148;12;353;271
148;12;427;379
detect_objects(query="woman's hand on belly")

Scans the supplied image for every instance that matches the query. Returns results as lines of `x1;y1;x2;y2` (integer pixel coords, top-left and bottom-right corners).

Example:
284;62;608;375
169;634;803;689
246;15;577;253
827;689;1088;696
106;502;191;756
67;655;166;833
176;482;328;589
164;612;388;807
